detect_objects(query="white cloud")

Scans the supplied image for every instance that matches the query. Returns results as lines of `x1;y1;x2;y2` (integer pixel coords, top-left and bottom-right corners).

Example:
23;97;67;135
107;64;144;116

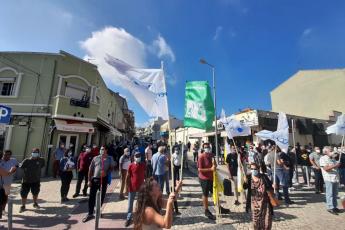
166;73;178;86
151;35;176;62
213;26;223;40
80;27;147;85
302;28;313;37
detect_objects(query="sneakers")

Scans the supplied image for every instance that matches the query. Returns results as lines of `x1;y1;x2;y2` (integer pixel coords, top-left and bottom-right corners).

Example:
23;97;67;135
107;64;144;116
19;205;26;213
124;219;132;227
73;194;79;198
219;206;230;214
33;203;40;209
327;209;338;215
82;214;95;223
333;208;341;213
204;209;216;220
234;200;240;206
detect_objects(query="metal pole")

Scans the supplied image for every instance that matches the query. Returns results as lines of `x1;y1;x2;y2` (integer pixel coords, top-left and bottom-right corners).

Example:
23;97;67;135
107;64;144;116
212;67;219;165
95;190;101;229
291;119;299;184
180;128;186;180
7;197;13;230
273;145;277;194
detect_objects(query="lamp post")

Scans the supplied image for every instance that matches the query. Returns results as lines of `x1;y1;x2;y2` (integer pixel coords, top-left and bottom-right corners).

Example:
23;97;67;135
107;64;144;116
200;58;219;164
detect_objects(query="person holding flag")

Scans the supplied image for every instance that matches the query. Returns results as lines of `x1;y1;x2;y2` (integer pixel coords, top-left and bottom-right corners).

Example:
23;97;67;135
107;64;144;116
198;143;230;220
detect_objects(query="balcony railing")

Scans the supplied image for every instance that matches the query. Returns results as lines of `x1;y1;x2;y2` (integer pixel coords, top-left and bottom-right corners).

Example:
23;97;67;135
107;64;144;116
70;96;90;108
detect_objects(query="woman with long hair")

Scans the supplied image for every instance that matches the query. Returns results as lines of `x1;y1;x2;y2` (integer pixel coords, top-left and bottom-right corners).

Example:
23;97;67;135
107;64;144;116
133;177;182;230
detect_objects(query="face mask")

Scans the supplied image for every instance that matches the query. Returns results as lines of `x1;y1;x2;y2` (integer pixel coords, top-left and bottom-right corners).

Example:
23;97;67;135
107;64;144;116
86;148;91;153
100;150;105;155
316;150;320;154
204;148;211;153
125;151;130;156
135;157;141;163
70;144;74;148
68;152;73;157
61;145;65;149
32;152;39;158
251;169;259;177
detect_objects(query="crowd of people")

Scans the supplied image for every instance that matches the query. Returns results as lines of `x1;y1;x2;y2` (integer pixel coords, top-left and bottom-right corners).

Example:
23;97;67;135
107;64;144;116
0;138;343;229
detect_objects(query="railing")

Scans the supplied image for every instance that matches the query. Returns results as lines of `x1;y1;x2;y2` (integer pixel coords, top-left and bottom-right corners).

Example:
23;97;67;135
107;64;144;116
70;96;90;108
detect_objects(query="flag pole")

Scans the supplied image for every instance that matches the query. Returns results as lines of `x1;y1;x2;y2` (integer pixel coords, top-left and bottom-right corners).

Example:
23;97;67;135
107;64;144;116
231;138;247;183
291;119;299;184
339;134;344;163
273;145;277;194
180;127;186;181
161;61;175;194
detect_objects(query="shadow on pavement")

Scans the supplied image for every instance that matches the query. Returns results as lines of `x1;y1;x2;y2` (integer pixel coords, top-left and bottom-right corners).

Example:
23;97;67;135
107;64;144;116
11;214;78;229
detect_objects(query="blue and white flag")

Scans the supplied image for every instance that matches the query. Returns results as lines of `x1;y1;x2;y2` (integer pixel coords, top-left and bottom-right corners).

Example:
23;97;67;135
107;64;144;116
105;54;169;120
326;114;345;135
256;112;289;152
220;109;251;139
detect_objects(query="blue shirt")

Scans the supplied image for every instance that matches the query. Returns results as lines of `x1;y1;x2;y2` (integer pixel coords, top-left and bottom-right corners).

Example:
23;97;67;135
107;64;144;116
54;148;65;161
151;152;166;176
0;158;19;185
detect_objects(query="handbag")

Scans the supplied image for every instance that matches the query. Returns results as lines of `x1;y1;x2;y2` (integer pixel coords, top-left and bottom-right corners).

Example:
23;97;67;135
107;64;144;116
262;174;279;207
223;178;233;196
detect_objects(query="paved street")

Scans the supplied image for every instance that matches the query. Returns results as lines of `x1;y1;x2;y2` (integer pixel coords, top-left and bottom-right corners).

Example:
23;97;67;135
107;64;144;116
0;157;344;229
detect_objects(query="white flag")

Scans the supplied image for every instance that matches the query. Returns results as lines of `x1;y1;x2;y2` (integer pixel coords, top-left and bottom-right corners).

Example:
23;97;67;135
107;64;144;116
255;112;289;152
220;109;251;139
326;114;345;135
105;55;169;120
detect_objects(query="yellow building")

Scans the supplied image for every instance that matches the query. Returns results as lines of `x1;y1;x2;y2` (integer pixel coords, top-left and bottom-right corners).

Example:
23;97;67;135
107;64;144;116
271;68;345;121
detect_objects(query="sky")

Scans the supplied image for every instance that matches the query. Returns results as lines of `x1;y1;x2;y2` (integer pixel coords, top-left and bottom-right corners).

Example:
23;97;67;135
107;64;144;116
1;0;345;127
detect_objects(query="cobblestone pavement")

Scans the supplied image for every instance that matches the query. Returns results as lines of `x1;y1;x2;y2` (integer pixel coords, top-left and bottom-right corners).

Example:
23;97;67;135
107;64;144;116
0;157;344;229
172;160;345;230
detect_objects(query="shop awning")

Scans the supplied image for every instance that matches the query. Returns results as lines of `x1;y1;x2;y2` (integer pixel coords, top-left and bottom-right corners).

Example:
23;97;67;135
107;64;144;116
55;119;95;133
109;127;123;137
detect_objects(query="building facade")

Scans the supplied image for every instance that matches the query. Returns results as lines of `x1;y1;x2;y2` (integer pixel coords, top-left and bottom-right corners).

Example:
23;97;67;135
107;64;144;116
271;68;345;121
0;51;134;173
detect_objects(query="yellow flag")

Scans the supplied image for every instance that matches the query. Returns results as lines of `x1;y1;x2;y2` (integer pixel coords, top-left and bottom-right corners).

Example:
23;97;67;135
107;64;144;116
237;154;245;193
213;170;224;206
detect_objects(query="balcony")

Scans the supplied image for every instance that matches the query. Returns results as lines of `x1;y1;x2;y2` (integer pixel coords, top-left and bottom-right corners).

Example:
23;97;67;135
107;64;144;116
52;95;99;120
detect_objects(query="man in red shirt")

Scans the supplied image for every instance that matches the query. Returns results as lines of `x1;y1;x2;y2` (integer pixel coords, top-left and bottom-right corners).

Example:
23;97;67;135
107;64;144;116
198;143;230;220
73;146;93;197
125;151;146;227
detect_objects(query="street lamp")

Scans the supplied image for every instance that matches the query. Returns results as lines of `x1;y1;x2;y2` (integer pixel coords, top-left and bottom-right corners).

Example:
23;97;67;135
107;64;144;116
200;58;219;164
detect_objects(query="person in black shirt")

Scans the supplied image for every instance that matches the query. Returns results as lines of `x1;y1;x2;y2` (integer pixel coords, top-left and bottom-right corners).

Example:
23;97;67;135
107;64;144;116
298;146;312;185
226;147;240;205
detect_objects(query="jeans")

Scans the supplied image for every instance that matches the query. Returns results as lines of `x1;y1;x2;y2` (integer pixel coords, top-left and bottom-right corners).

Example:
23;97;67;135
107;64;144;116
60;171;73;198
313;168;324;192
154;174;165;192
126;192;137;220
75;170;88;195
275;168;291;203
88;177;107;215
324;181;338;210
338;168;345;185
164;171;170;194
302;166;311;184
146;160;153;178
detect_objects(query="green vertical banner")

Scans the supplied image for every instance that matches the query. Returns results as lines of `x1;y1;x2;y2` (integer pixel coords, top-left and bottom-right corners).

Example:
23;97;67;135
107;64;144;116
184;81;215;130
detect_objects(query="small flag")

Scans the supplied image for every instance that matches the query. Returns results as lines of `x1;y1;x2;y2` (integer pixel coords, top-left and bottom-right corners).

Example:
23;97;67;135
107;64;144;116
220;109;251;139
326;114;345;135
213;169;224;205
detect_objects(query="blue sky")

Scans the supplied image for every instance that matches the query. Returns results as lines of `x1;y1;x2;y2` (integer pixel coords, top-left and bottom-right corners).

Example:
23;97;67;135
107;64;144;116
1;0;345;126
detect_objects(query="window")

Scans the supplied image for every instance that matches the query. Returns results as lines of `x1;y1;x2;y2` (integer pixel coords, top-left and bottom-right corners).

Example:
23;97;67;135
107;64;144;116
0;78;16;96
65;83;88;100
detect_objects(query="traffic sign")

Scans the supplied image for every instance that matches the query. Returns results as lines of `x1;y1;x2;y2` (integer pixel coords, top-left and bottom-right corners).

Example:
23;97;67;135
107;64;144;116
0;105;12;124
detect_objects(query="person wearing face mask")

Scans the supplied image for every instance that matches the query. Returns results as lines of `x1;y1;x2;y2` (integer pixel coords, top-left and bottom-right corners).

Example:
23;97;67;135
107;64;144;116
319;146;341;215
145;144;153;178
53;143;65;178
119;148;131;200
124;152;146;227
91;144;99;158
246;161;273;230
83;146;115;222
172;147;182;182
309;146;324;194
73;146;93;198
59;149;76;202
198;143;230;220
19;148;45;213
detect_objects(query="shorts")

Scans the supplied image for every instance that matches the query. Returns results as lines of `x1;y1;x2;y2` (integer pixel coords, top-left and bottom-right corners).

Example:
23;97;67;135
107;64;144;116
20;182;40;198
199;179;213;197
3;185;11;195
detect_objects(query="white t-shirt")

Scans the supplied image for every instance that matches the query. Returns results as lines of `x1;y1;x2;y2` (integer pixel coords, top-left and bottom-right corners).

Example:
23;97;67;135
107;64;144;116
119;155;131;170
172;152;182;166
320;155;339;183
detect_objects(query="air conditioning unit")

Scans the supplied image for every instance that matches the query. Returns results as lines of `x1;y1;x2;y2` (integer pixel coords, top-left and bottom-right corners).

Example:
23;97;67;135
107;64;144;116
18;121;28;126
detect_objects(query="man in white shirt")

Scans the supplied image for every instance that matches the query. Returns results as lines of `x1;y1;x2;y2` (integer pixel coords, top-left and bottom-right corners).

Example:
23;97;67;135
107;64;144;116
145;144;153;177
319;146;340;215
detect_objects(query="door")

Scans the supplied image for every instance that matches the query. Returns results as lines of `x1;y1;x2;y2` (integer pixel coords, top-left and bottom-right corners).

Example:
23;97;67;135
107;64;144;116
57;134;79;156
